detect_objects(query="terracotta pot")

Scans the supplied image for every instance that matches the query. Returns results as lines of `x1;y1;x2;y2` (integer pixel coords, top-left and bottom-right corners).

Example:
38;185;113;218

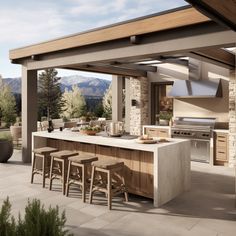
0;140;13;163
80;130;97;136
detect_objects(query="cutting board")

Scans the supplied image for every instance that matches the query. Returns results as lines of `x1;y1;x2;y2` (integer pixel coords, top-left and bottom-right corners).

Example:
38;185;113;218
135;139;157;144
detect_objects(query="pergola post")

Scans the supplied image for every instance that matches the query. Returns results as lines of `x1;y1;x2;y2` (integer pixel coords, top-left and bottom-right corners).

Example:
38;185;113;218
229;69;236;167
112;75;123;122
22;66;38;163
125;78;131;132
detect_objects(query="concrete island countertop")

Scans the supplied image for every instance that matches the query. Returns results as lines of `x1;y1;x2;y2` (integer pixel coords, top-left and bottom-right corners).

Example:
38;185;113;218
32;130;190;207
142;125;170;129
32;130;187;153
213;129;229;133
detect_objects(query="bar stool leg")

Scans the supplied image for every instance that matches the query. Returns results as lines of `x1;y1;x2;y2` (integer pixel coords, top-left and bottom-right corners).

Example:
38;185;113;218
121;169;128;202
42;156;46;188
66;161;71;197
49;157;54;191
89;166;95;204
31;154;36;184
82;164;87;203
62;160;66;195
107;170;112;210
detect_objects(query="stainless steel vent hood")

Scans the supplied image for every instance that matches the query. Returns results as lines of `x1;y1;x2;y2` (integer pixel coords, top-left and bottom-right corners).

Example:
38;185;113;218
168;79;222;98
168;59;222;98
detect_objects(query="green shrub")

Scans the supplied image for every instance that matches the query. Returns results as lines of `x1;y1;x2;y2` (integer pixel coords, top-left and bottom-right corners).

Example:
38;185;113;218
0;198;16;236
0;198;73;236
159;112;172;121
0;132;12;141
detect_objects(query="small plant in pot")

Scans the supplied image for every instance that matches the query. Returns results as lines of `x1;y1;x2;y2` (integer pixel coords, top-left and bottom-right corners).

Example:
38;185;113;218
159;112;173;126
0;132;13;163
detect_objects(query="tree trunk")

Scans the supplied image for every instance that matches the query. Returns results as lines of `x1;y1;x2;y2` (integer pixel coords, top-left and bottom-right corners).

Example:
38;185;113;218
47;107;50;121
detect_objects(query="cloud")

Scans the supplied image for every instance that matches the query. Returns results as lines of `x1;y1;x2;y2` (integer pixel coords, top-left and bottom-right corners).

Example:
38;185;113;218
0;0;187;77
66;0;187;31
0;0;187;46
0;8;66;46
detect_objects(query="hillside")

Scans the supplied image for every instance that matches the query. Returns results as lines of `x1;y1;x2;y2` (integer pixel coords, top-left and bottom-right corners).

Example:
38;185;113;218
2;75;111;97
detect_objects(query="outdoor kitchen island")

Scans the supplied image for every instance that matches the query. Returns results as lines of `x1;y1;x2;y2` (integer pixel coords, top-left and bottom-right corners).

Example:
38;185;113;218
32;130;191;207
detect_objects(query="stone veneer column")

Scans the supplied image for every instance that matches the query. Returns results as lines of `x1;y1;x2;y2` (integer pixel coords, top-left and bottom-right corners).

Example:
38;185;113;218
129;77;149;136
229;69;236;167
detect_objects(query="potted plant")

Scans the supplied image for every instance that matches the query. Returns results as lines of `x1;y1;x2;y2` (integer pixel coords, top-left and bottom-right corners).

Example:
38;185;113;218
80;125;101;135
159;112;172;126
0;132;13;163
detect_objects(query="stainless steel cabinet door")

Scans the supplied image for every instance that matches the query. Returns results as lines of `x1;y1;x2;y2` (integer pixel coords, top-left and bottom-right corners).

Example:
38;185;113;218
190;139;210;163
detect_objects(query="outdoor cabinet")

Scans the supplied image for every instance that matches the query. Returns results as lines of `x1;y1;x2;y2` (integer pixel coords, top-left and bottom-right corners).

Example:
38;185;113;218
143;126;170;138
95;145;118;161
47;139;96;155
213;132;228;166
118;148;154;199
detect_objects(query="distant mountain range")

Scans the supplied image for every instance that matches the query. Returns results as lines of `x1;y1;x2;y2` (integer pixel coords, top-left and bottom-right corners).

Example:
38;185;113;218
2;75;111;97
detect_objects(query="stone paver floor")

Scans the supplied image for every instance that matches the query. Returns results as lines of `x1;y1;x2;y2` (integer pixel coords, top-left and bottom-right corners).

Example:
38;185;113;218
0;149;235;236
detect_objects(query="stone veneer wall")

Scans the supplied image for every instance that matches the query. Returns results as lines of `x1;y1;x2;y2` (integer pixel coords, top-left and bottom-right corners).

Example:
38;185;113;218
129;77;149;136
229;69;236;167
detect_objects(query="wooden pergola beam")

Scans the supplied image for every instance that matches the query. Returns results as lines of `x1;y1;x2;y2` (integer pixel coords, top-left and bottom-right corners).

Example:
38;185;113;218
186;0;236;31
61;64;147;77
24;27;235;71
9;6;210;60
108;62;157;72
155;57;189;66
190;48;235;68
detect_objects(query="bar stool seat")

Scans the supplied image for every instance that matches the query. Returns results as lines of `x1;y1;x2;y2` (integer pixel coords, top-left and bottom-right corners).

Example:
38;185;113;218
92;160;124;169
66;155;98;202
68;155;98;164
34;147;58;155
49;150;78;195
31;146;58;188
51;150;78;159
89;159;128;210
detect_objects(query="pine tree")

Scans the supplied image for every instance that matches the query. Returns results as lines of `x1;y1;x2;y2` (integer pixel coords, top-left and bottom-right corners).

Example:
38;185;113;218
102;84;112;119
0;76;17;127
38;69;63;120
61;85;86;119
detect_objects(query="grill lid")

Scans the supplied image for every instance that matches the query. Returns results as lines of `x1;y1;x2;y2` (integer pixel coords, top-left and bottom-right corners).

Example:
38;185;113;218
173;117;216;130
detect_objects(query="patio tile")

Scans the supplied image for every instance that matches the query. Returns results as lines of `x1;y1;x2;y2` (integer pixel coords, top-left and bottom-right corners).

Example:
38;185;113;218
194;218;236;236
80;218;109;229
183;224;218;236
0;150;235;236
67;199;88;210
61;206;95;226
80;204;109;217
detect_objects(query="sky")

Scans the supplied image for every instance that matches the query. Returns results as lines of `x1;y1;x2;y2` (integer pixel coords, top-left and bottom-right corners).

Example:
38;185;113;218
0;0;187;80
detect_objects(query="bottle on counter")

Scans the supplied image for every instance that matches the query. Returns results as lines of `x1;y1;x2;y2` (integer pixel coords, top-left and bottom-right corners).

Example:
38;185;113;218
169;117;173;127
48;119;54;132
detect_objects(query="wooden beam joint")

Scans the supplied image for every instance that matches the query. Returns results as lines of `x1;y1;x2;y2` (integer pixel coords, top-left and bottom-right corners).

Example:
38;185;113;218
130;35;140;45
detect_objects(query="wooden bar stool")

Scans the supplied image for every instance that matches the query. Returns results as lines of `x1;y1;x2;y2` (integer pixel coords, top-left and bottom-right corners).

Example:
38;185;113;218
49;150;78;195
66;155;98;202
89;159;128;210
31;147;58;188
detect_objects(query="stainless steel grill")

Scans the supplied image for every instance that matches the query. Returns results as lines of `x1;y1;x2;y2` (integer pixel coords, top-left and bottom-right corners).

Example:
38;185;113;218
171;117;216;163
